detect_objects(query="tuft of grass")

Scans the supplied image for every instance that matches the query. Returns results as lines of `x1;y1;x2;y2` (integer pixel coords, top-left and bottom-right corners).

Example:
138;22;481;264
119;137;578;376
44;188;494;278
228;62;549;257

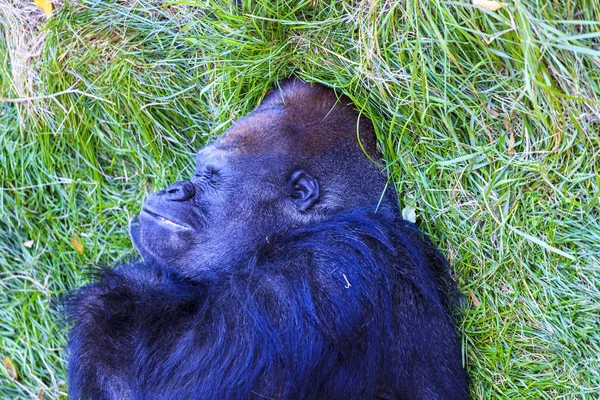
1;0;599;398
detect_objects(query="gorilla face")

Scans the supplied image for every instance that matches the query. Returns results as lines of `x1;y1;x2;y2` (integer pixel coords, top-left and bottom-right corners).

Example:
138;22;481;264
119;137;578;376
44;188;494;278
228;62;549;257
136;143;307;276
131;80;394;278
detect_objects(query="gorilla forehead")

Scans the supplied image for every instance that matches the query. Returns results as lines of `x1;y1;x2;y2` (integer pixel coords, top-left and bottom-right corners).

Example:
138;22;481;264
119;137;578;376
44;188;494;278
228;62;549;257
217;108;344;157
215;108;289;154
216;80;377;159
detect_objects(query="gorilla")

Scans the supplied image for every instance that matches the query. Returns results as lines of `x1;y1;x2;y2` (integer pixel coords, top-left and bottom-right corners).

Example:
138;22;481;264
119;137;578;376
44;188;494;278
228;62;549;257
66;79;470;399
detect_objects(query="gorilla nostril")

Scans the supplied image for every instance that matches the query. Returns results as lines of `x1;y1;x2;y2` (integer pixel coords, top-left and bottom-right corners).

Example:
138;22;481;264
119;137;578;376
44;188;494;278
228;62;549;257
164;181;196;202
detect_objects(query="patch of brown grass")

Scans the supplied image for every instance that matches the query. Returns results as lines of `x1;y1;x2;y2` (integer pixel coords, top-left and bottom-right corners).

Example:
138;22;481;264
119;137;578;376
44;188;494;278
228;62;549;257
0;0;57;122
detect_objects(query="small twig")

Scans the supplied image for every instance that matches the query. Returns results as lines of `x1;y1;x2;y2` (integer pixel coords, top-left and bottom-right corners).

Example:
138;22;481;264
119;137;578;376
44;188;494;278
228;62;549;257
0;85;114;104
343;274;351;289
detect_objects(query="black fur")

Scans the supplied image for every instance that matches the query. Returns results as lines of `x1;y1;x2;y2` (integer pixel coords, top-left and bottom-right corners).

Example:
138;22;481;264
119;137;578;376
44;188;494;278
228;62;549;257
66;208;468;399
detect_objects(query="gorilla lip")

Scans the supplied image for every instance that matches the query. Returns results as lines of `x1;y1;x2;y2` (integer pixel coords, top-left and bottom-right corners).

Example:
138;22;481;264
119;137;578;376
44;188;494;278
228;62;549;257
142;208;191;230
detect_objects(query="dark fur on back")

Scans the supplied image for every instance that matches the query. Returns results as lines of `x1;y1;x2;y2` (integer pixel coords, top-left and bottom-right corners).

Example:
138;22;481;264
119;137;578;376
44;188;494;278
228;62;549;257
66;208;469;399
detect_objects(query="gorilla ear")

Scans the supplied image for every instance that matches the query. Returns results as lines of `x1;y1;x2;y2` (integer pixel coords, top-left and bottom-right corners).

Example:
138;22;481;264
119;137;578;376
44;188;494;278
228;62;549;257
129;218;157;265
289;170;319;211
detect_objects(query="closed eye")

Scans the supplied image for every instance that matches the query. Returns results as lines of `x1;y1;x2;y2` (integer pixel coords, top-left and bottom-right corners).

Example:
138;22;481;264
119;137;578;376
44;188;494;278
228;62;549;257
194;165;220;177
206;166;221;176
193;166;222;189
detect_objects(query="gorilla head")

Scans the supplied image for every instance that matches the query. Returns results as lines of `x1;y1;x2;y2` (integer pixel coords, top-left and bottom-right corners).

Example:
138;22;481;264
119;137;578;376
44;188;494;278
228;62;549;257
132;80;396;277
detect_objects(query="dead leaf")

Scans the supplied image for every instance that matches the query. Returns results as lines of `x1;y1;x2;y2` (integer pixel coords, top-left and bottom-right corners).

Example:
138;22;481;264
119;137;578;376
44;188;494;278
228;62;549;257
37;389;44;400
508;130;515;155
24;240;34;248
4;357;18;381
34;0;52;18
402;205;416;223
70;234;84;254
468;290;481;307
473;0;507;11
369;0;377;12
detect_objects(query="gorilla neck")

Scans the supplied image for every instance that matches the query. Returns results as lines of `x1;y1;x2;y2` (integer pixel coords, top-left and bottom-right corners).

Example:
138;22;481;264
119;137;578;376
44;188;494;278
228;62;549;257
167;205;401;283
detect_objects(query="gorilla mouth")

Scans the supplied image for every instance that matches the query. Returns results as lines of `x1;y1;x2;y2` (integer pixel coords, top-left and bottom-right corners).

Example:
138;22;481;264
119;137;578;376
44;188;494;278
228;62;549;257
142;208;191;230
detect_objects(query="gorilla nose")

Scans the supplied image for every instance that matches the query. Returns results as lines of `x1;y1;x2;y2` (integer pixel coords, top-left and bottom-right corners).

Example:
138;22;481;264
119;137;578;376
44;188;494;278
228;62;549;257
164;181;196;202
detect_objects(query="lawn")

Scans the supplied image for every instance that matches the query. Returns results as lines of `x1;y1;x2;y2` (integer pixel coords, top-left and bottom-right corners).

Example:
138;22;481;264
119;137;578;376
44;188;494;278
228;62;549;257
1;0;599;398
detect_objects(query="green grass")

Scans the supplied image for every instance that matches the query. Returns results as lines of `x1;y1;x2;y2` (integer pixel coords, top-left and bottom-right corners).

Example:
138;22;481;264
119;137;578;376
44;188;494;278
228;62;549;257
1;0;599;398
